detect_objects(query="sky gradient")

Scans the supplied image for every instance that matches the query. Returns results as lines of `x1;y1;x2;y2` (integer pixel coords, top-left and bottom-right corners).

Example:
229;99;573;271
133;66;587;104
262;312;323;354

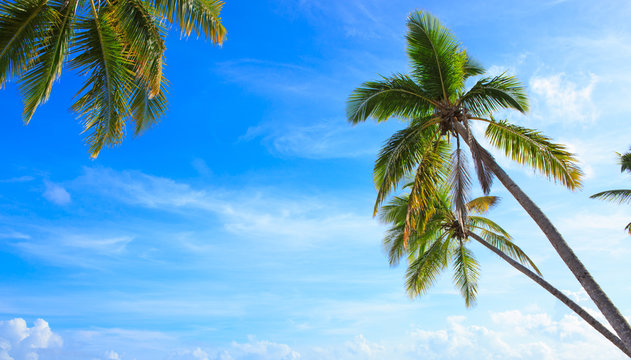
1;0;631;359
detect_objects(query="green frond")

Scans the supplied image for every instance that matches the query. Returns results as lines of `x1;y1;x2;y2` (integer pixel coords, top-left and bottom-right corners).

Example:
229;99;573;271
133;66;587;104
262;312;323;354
404;139;451;241
626;222;631;236
466;196;500;214
619;151;631;173
460;74;529;116
129;77;168;135
406;10;466;102
463;55;484;79
70;10;135;157
484;119;583;189
19;0;76;123
347;74;437;124
468;216;510;238
372;120;444;214
113;0;166;98
152;0;226;42
474;229;541;276
452;242;479;307
0;0;56;87
405;233;450;298
590;189;631;204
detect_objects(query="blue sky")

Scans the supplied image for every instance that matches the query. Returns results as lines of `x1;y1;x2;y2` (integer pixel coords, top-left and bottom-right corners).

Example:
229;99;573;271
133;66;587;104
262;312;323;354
1;0;631;359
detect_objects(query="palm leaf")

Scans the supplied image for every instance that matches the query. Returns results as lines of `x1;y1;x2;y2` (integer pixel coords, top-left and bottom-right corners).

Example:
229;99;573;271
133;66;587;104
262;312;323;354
347;74;437;124
404;139;450;241
466;196;499;214
484;119;583;189
590;189;631;204
619;151;631;173
452;241;479;307
406;10;466;102
468;215;510;238
467;130;494;194
372;119;442;214
152;0;226;42
405;233;450;298
113;0;165;97
0;0;56;86
463;55;484;80
449;146;471;227
70;9;135;157
19;0;76;123
473;228;541;276
460;74;529;116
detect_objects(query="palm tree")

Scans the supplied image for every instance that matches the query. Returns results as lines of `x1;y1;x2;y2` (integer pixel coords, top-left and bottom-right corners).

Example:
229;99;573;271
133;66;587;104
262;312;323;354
0;0;226;157
347;10;631;351
591;149;631;234
381;184;631;356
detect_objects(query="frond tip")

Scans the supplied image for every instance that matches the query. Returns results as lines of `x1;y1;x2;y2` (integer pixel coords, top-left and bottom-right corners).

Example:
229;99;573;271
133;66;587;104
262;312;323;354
484;119;583;190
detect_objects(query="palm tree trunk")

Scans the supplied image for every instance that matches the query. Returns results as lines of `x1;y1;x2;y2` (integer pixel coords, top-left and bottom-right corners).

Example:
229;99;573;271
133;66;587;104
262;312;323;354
468;231;631;357
456;123;631;352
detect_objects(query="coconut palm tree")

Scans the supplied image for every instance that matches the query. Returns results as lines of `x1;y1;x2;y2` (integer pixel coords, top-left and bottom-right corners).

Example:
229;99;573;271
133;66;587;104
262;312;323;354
381;184;631;356
347;10;631;350
0;0;226;157
591;149;631;234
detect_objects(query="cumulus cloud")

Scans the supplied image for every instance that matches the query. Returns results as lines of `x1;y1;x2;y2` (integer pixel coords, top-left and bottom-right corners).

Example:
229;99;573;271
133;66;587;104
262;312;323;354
43;181;71;205
0;318;62;360
228;337;301;360
529;73;599;124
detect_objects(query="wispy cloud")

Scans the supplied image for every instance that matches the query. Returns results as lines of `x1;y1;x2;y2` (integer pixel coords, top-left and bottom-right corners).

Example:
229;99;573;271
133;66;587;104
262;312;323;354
43;181;72;205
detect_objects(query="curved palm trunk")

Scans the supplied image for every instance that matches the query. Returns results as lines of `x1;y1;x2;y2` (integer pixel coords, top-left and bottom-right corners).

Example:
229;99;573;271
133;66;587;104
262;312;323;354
455;123;631;352
468;232;631;357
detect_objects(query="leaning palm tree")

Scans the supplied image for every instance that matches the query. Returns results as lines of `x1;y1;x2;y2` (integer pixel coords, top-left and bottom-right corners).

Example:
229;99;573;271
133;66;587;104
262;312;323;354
347;10;631;350
381;185;631;356
0;0;226;157
591;149;631;234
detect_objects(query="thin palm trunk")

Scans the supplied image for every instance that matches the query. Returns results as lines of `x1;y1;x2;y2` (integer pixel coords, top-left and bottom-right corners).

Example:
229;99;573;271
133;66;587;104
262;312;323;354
456;123;631;352
468;232;631;357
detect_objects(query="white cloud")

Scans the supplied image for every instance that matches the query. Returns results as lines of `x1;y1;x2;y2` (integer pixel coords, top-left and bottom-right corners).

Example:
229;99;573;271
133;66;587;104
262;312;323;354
43;181;71;205
0;318;62;360
228;337;301;360
244;120;383;159
529;73;599;125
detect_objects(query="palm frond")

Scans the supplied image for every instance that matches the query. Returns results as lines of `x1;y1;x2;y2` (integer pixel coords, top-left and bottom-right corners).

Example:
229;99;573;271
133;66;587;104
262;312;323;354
19;0;76;123
404;139;451;241
619;151;631;173
113;0;166;98
485;119;583;189
474;229;541;276
405;10;466;102
70;9;135;157
463;55;484;79
466;196;499;214
129;77;168;134
626;222;631;236
347;74;437;124
372;119;441;214
0;0;56;87
452;242;479;307
449;146;471;227
467;131;494;194
590;189;631;204
468;216;510;238
405;233;450;298
460;74;529;115
152;0;226;42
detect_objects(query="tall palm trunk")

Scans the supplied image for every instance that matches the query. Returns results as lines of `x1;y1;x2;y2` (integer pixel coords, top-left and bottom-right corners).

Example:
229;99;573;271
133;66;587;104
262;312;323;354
456;124;631;352
468;232;631;357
